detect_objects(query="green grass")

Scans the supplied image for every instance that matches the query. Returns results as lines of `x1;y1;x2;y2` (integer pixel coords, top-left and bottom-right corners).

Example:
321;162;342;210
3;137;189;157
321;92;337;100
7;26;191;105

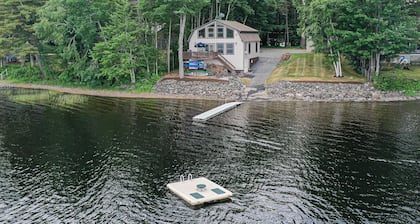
267;53;366;84
2;75;161;93
374;65;420;96
380;65;420;80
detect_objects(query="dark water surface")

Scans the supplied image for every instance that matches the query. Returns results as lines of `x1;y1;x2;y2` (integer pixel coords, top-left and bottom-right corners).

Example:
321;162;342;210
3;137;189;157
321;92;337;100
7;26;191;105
0;88;419;223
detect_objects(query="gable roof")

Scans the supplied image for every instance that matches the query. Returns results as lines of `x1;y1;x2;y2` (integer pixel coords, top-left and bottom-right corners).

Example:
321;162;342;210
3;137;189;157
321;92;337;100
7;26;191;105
216;20;258;33
191;20;261;42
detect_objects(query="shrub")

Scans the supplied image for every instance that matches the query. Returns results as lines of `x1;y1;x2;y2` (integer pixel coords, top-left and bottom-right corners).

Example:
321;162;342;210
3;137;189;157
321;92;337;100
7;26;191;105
2;65;42;82
374;75;420;96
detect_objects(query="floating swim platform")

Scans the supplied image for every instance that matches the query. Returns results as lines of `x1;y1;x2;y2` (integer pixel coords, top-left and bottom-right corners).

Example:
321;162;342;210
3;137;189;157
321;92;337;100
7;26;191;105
167;177;233;206
193;102;243;122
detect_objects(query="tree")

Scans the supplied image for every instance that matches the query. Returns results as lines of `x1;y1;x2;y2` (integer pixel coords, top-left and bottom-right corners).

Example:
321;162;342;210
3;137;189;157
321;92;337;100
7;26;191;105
35;0;112;82
266;0;294;47
305;0;418;80
0;0;46;77
173;0;210;78
92;0;153;85
305;0;343;77
292;0;311;48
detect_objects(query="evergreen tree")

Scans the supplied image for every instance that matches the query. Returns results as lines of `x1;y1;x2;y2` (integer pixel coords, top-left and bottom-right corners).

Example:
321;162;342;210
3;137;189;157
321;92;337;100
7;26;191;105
92;0;156;85
0;0;46;77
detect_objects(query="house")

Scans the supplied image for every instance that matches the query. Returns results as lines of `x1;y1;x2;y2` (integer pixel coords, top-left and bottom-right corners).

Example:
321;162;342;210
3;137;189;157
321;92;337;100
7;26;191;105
186;19;261;74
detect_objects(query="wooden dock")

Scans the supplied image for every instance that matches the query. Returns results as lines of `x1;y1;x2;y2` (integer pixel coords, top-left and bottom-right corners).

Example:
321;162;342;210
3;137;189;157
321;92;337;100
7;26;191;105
167;177;232;206
193;102;243;122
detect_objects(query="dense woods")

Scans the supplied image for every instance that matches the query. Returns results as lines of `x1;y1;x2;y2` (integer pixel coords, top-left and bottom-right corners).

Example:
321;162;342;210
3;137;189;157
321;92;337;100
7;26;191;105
0;0;418;87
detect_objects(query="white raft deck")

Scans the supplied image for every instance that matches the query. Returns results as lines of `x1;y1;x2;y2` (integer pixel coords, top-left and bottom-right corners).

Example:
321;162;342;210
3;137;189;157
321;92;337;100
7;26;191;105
167;177;233;206
193;102;243;122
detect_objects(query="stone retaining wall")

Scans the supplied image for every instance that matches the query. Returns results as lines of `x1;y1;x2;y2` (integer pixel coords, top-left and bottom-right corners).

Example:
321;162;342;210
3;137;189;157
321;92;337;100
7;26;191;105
153;77;246;100
154;78;419;102
267;81;420;102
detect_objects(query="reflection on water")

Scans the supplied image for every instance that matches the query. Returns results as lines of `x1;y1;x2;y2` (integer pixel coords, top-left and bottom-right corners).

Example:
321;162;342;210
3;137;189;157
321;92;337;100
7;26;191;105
0;88;419;223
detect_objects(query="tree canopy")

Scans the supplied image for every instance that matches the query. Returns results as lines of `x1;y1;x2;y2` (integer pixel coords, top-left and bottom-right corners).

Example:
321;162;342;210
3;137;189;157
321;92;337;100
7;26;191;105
0;0;418;85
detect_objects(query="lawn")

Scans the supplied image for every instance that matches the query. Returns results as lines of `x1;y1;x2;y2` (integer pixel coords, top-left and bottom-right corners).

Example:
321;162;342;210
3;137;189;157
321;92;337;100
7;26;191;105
380;64;420;80
267;53;366;85
374;64;420;96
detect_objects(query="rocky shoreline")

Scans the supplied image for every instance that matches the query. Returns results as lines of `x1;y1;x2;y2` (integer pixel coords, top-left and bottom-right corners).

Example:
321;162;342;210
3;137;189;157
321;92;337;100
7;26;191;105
1;79;419;102
266;81;420;102
154;77;420;102
153;77;246;100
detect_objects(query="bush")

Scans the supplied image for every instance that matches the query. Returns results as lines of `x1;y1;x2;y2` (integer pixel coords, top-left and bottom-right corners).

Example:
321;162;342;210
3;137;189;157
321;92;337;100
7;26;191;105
2;65;42;82
374;75;420;96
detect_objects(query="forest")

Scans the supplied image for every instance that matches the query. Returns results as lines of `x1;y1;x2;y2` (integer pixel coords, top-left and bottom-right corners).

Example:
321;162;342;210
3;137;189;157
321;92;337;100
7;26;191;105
0;0;418;88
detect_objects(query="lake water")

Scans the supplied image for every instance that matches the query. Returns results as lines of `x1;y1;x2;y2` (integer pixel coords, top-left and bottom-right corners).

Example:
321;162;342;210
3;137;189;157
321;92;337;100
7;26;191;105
0;88;419;223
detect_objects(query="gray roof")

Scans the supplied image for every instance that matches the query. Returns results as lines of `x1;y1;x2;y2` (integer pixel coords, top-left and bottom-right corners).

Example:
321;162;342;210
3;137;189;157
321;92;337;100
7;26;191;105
190;20;261;42
217;20;261;42
216;20;259;33
239;33;261;42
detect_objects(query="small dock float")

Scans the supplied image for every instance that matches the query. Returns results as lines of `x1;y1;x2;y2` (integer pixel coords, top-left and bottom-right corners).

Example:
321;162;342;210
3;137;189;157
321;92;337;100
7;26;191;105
193;101;242;122
167;176;233;206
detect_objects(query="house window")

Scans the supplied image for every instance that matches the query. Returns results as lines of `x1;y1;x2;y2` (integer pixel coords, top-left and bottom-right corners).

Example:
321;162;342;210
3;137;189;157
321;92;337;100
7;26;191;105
248;43;251;54
255;42;259;53
217;43;224;54
208;44;215;52
226;29;234;38
198;28;206;38
208;27;214;38
226;43;234;55
217;26;224;38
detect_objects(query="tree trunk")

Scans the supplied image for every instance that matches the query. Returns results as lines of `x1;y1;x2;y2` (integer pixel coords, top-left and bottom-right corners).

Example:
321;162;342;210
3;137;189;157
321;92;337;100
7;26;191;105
300;31;305;48
375;52;380;76
226;2;232;20
35;54;45;79
130;48;136;84
368;53;376;81
285;10;289;47
334;50;343;77
167;19;172;74
300;0;307;48
178;14;186;78
30;54;34;67
155;26;158;76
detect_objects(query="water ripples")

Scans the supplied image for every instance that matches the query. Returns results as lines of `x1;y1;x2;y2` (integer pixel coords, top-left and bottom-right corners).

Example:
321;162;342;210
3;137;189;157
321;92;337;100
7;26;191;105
0;90;419;223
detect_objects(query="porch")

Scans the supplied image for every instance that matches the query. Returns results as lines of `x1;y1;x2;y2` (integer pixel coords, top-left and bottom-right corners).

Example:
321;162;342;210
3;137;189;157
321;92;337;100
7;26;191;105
183;51;219;60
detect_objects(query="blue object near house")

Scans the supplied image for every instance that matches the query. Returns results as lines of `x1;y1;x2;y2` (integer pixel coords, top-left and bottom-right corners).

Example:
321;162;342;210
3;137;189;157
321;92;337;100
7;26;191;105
189;60;199;70
194;42;208;48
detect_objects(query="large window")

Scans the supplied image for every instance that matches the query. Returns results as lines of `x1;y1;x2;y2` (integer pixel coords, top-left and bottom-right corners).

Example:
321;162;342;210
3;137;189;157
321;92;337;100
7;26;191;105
226;43;234;55
217;43;224;54
226;29;234;38
208;27;214;38
217;25;224;38
198;28;206;38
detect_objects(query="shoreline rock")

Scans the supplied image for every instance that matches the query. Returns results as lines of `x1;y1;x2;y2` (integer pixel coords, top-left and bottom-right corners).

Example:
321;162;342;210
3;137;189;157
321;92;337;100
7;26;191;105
266;81;420;102
1;80;419;102
153;77;246;100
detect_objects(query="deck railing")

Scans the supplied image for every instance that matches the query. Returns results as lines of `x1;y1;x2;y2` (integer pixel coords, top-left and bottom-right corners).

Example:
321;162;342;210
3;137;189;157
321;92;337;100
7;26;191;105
183;51;218;60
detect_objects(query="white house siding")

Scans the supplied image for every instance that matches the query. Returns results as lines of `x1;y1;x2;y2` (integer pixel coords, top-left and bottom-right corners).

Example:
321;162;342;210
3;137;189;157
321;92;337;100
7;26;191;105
188;20;261;72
